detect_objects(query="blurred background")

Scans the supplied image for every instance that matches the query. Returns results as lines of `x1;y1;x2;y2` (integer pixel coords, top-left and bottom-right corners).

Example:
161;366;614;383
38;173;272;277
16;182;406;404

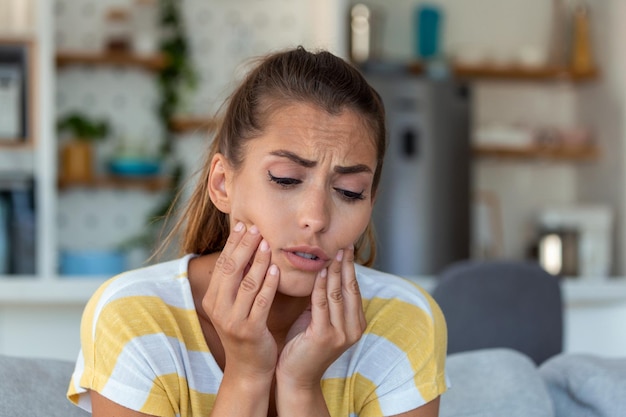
0;0;625;361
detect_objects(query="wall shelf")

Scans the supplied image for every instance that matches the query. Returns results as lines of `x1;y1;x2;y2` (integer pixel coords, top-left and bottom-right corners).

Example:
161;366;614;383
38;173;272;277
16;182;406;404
58;175;171;192
474;144;600;161
0;140;34;148
408;61;599;82
55;50;167;71
169;115;219;134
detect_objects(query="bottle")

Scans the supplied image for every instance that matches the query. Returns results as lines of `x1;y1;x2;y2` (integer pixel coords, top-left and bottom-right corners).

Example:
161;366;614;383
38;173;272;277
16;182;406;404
132;0;159;55
571;4;594;75
105;7;132;52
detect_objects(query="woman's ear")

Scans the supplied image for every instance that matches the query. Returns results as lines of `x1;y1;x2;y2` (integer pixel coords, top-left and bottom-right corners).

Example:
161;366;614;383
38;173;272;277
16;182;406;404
208;153;232;213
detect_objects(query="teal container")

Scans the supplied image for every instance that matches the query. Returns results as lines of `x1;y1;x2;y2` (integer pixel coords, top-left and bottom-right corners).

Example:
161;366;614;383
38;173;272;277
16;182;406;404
60;250;126;277
414;5;442;59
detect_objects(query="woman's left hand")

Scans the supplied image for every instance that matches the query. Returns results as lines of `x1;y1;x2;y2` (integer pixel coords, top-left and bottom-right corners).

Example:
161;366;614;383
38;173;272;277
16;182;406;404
276;245;366;388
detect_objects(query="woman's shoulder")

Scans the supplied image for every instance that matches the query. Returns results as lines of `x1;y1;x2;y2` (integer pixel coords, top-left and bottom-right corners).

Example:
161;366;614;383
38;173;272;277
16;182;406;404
85;254;196;312
355;264;436;314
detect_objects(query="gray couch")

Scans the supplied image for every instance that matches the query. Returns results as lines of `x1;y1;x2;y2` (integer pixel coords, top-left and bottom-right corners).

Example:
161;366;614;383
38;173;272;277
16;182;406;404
1;348;625;417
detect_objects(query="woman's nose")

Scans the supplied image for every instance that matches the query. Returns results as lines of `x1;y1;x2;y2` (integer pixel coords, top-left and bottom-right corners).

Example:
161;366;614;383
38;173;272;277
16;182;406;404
298;187;331;233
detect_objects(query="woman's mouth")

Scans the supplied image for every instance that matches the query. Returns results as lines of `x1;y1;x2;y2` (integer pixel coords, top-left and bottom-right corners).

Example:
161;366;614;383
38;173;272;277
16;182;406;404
282;247;329;272
294;251;319;260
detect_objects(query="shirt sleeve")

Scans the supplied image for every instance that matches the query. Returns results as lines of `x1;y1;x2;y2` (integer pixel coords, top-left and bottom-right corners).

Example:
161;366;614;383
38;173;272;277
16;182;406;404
67;283;177;417
358;286;449;416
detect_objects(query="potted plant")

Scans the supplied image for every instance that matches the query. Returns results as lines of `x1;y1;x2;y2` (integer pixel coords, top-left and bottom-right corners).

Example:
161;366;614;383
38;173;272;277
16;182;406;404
57;112;110;183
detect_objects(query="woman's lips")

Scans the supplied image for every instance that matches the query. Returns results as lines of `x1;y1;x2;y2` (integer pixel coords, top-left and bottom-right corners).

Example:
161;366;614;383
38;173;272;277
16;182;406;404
282;247;329;272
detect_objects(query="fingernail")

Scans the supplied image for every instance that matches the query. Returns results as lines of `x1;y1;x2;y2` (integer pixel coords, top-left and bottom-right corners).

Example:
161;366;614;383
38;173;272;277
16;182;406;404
260;239;269;252
269;264;278;276
336;249;344;262
234;222;244;232
320;268;328;278
249;225;259;234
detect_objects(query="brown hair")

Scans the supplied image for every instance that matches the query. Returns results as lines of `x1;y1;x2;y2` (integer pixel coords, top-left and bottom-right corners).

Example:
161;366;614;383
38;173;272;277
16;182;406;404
166;47;386;266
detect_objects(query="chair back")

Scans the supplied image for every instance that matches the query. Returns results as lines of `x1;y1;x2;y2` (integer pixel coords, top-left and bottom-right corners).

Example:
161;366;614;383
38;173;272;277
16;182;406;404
432;260;563;364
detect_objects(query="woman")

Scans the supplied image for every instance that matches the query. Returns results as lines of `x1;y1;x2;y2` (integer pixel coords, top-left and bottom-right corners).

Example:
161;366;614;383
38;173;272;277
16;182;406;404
67;47;448;417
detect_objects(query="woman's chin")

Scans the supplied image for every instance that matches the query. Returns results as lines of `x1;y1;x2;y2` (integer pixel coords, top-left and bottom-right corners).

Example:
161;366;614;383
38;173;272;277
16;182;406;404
276;271;316;298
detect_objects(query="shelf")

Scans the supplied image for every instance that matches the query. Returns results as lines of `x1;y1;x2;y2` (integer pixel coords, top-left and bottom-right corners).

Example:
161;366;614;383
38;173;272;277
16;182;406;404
58;175;171;192
169;115;220;134
0;139;33;147
0;277;106;306
407;61;599;82
473;144;599;161
0;34;35;44
56;50;167;71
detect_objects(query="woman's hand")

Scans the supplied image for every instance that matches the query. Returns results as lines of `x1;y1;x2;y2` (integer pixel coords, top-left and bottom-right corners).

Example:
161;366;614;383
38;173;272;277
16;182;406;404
202;222;280;383
275;245;366;414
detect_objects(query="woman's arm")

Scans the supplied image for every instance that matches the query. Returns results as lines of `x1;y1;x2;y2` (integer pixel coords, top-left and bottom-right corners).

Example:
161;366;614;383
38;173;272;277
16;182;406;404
392;397;441;417
202;223;279;417
91;391;156;417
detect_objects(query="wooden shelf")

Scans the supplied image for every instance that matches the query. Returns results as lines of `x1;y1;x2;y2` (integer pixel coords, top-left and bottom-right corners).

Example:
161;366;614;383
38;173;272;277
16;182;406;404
407;62;599;82
169;115;220;134
0;34;35;43
58;175;171;192
56;50;167;71
0;139;33;148
474;144;600;161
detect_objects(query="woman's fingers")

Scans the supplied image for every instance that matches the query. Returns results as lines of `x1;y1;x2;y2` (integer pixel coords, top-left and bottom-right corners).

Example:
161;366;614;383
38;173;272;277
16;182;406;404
218;223;262;279
310;267;330;328
310;246;365;343
214;224;261;291
247;263;280;323
233;238;275;318
326;249;346;332
341;246;367;338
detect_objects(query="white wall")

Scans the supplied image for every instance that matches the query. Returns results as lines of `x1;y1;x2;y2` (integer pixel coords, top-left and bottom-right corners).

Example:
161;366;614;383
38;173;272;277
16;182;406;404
575;0;626;275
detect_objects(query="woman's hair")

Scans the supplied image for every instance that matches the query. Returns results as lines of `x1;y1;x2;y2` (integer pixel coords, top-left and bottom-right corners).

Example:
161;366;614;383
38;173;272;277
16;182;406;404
167;46;386;266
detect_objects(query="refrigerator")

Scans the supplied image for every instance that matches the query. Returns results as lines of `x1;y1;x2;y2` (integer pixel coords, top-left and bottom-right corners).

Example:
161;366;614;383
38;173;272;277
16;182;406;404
366;72;472;276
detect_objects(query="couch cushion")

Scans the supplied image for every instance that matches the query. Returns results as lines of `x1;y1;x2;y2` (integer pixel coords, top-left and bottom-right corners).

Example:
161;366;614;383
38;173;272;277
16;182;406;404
441;348;554;417
540;353;626;417
0;354;88;417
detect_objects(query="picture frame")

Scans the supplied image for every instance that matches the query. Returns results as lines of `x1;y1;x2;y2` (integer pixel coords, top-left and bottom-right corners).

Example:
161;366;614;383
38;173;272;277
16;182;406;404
0;40;31;144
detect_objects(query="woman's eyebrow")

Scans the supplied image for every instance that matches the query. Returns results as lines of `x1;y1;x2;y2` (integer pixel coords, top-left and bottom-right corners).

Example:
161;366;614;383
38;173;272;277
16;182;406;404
269;149;373;174
334;164;373;175
270;150;316;168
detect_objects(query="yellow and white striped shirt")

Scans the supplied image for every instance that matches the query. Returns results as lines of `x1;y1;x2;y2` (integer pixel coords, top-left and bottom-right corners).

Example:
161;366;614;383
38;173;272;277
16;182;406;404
67;254;448;416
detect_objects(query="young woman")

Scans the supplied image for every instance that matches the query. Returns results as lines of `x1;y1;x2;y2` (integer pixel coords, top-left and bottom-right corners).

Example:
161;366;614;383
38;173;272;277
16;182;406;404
67;47;448;417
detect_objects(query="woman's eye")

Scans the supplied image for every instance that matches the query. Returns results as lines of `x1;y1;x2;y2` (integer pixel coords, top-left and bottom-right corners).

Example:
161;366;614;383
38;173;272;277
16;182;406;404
268;171;301;187
334;188;365;201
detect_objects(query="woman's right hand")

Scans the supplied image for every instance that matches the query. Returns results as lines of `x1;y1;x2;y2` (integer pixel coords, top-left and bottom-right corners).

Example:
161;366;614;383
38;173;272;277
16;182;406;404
202;222;280;383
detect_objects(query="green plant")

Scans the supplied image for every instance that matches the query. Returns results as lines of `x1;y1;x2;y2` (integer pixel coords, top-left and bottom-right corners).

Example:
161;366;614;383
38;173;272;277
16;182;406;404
157;0;198;154
122;0;197;254
57;113;110;142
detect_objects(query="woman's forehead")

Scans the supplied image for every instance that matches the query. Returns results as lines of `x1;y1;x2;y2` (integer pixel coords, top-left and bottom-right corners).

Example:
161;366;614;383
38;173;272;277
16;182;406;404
252;103;377;162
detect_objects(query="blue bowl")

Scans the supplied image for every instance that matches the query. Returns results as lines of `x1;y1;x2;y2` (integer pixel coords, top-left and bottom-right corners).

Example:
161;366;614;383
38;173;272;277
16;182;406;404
60;250;126;277
108;158;161;176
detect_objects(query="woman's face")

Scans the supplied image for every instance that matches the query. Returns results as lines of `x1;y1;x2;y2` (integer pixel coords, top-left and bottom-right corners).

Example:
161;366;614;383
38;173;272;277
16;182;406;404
219;103;377;297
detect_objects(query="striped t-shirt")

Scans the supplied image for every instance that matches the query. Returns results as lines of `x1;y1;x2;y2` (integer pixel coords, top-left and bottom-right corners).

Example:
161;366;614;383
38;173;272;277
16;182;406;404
67;254;448;416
